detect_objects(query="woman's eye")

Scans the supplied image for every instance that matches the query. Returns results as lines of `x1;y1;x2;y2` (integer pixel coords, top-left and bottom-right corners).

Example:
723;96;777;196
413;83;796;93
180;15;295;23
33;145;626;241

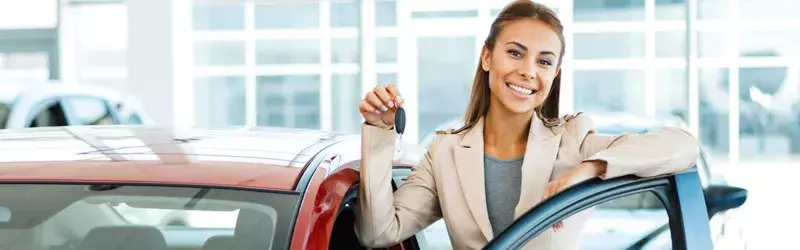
538;59;552;66
508;50;523;58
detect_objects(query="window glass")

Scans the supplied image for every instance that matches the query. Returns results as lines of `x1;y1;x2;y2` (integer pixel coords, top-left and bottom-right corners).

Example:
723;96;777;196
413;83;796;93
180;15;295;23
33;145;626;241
574;70;646;116
738;66;799;159
376;37;397;63
699;68;730;156
655;0;686;20
656;68;688;119
0;184;299;250
655;31;686;58
126;114;144;125
417;36;475;142
257;75;321;129
195;76;246;126
193;3;245;30
331;38;359;64
28;101;68;128
573;33;645;59
332;74;362;134
375;0;397;27
256;39;320;65
0;103;9;129
573;0;645;22
194;41;246;66
697;0;729;19
255;2;319;29
578;192;671;249
331;0;358;28
62;97;116;126
739;0;800;19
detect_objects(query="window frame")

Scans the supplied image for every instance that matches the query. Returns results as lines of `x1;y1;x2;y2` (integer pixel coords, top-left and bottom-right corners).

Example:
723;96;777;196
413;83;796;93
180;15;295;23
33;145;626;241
484;166;712;250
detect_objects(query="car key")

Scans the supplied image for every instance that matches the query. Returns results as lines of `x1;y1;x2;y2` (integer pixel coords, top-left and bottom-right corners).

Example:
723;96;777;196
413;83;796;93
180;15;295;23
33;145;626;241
394;106;406;140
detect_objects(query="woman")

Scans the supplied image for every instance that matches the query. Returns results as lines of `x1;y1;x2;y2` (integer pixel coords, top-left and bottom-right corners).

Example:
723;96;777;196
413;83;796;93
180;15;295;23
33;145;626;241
355;1;699;249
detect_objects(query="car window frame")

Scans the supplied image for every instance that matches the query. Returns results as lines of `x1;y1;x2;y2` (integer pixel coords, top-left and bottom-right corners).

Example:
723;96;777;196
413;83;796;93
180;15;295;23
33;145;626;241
25;97;69;128
484;166;712;250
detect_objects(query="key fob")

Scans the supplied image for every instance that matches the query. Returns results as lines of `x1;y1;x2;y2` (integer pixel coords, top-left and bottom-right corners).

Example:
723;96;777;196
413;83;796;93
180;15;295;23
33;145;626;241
394;107;406;135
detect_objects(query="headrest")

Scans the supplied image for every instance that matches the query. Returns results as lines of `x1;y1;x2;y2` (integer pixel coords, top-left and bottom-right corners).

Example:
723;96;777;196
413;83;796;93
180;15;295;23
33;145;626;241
231;209;275;250
78;226;167;250
203;235;235;250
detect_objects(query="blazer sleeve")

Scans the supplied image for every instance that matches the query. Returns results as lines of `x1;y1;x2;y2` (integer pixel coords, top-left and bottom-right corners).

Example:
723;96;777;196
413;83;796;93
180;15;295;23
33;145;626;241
354;124;442;248
569;113;700;179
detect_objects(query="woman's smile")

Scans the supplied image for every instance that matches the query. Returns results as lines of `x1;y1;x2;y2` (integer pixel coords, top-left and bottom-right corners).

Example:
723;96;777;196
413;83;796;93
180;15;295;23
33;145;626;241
505;82;537;99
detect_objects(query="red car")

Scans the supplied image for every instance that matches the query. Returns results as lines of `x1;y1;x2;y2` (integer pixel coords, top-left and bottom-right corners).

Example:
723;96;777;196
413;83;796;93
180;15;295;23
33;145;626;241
0;125;427;250
0;126;727;250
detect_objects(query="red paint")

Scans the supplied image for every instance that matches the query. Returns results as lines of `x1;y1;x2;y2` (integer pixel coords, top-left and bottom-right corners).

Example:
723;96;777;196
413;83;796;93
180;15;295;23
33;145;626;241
0;161;302;191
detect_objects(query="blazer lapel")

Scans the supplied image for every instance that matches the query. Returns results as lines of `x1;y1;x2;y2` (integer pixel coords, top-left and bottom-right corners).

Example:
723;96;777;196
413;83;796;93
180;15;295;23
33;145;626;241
453;119;494;241
514;114;564;219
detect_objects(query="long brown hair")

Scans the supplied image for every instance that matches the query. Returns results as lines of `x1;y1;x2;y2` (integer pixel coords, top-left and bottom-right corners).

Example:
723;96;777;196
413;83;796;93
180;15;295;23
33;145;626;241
454;0;566;133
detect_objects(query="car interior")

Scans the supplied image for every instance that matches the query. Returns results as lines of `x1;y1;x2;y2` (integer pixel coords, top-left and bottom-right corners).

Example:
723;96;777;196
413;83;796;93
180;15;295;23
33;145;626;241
0;184;282;250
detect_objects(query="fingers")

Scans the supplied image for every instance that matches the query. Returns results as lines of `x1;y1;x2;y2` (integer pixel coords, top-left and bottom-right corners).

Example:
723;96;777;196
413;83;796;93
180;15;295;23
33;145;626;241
384;83;404;107
373;85;395;109
365;91;388;113
359;100;378;115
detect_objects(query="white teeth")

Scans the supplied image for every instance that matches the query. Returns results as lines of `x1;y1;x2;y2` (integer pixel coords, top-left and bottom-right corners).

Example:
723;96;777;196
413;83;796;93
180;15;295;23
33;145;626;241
507;83;533;95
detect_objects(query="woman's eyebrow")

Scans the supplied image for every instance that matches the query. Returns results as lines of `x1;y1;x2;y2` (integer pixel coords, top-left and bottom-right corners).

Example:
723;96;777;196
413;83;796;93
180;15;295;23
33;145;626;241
505;41;528;52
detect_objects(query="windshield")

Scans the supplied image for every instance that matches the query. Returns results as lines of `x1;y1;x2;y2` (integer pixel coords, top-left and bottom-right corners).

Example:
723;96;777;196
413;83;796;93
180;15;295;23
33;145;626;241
0;184;299;250
0;102;9;129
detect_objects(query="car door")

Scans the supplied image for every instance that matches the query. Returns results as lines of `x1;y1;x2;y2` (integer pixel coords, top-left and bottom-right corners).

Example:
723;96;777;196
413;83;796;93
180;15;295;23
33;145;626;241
483;167;713;250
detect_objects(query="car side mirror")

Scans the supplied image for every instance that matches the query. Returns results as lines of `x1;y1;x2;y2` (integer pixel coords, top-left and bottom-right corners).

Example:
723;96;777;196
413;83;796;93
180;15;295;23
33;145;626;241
704;185;748;217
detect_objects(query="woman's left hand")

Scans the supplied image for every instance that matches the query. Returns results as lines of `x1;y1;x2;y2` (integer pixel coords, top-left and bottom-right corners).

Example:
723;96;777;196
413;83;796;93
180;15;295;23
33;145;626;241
542;160;608;232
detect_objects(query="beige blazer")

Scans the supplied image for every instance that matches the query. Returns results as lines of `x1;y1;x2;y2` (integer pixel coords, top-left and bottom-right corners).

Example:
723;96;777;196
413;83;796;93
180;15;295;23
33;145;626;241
355;112;699;250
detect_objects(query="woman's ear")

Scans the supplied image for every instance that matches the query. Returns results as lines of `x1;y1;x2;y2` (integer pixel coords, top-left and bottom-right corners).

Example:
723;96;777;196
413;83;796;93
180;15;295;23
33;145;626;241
480;46;491;72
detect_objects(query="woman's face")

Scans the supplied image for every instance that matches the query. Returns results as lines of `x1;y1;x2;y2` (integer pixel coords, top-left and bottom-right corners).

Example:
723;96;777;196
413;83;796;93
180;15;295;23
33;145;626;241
481;18;562;115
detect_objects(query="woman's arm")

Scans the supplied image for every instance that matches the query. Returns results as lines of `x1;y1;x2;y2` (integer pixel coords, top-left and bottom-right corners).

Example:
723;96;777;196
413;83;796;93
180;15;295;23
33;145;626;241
571;113;700;179
355;124;442;247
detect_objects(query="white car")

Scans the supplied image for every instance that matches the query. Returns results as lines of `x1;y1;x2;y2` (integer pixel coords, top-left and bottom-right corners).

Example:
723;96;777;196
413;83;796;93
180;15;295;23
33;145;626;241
0;83;152;129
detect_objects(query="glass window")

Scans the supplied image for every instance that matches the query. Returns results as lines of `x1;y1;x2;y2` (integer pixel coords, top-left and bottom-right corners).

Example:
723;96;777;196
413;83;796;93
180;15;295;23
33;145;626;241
332;74;362;134
655;31;686;58
573;33;645;59
574;70;646;115
0;102;10;129
193;3;245;30
376;37;398;63
699;68;730;156
740;0;800;19
257;75;321;129
578;192;671;249
697;0;729;19
417;37;476;142
738;67;798;159
656;69;688;119
698;31;734;59
256;39;320;65
375;0;397;27
1;52;48;69
411;10;479;19
655;0;686;20
331;38;359;64
0;0;57;29
194;41;246;66
194;76;246;126
28;101;68;128
331;0;358;28
739;30;800;59
81;49;127;68
62;97;116;126
378;73;397;85
573;0;645;22
255;2;319;29
0;184;299;250
126;114;144;125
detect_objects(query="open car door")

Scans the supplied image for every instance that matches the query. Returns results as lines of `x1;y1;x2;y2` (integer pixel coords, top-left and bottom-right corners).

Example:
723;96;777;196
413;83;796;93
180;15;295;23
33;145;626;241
483;166;714;250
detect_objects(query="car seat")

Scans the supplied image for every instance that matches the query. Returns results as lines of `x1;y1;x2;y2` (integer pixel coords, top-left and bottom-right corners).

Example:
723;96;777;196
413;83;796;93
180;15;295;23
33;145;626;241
76;225;167;250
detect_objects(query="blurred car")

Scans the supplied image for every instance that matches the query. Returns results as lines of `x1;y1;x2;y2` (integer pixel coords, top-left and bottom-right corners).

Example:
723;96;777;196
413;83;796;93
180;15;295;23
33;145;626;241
419;112;748;249
0;83;151;129
0;125;729;250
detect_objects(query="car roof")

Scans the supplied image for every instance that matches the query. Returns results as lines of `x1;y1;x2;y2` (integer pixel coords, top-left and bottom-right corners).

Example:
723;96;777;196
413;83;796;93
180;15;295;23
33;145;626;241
0;126;345;191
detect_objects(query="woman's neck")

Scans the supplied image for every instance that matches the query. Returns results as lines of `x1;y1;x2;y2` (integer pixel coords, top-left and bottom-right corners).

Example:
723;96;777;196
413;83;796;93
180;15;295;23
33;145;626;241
483;102;533;147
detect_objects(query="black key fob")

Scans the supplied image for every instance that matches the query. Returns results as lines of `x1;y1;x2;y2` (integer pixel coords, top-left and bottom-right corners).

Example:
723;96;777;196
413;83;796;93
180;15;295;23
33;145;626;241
394;107;406;136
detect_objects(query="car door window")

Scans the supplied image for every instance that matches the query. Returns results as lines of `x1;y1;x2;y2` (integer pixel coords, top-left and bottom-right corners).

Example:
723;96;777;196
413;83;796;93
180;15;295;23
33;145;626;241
392;168;453;250
62;97;117;125
28;101;68;127
582;192;671;250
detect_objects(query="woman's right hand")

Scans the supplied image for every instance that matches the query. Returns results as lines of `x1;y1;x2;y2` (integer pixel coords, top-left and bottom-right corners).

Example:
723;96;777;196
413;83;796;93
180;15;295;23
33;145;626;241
359;83;404;129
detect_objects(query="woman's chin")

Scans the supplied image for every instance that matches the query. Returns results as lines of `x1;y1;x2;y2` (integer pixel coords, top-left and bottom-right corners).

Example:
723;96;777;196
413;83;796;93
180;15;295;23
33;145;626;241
501;101;536;115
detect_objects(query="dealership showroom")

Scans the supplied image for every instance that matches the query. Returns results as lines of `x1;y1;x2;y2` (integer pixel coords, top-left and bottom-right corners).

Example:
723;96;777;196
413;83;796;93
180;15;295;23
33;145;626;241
0;0;798;249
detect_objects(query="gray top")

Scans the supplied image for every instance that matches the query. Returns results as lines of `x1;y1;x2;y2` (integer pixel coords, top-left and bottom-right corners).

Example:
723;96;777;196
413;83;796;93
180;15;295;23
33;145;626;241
484;154;523;237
